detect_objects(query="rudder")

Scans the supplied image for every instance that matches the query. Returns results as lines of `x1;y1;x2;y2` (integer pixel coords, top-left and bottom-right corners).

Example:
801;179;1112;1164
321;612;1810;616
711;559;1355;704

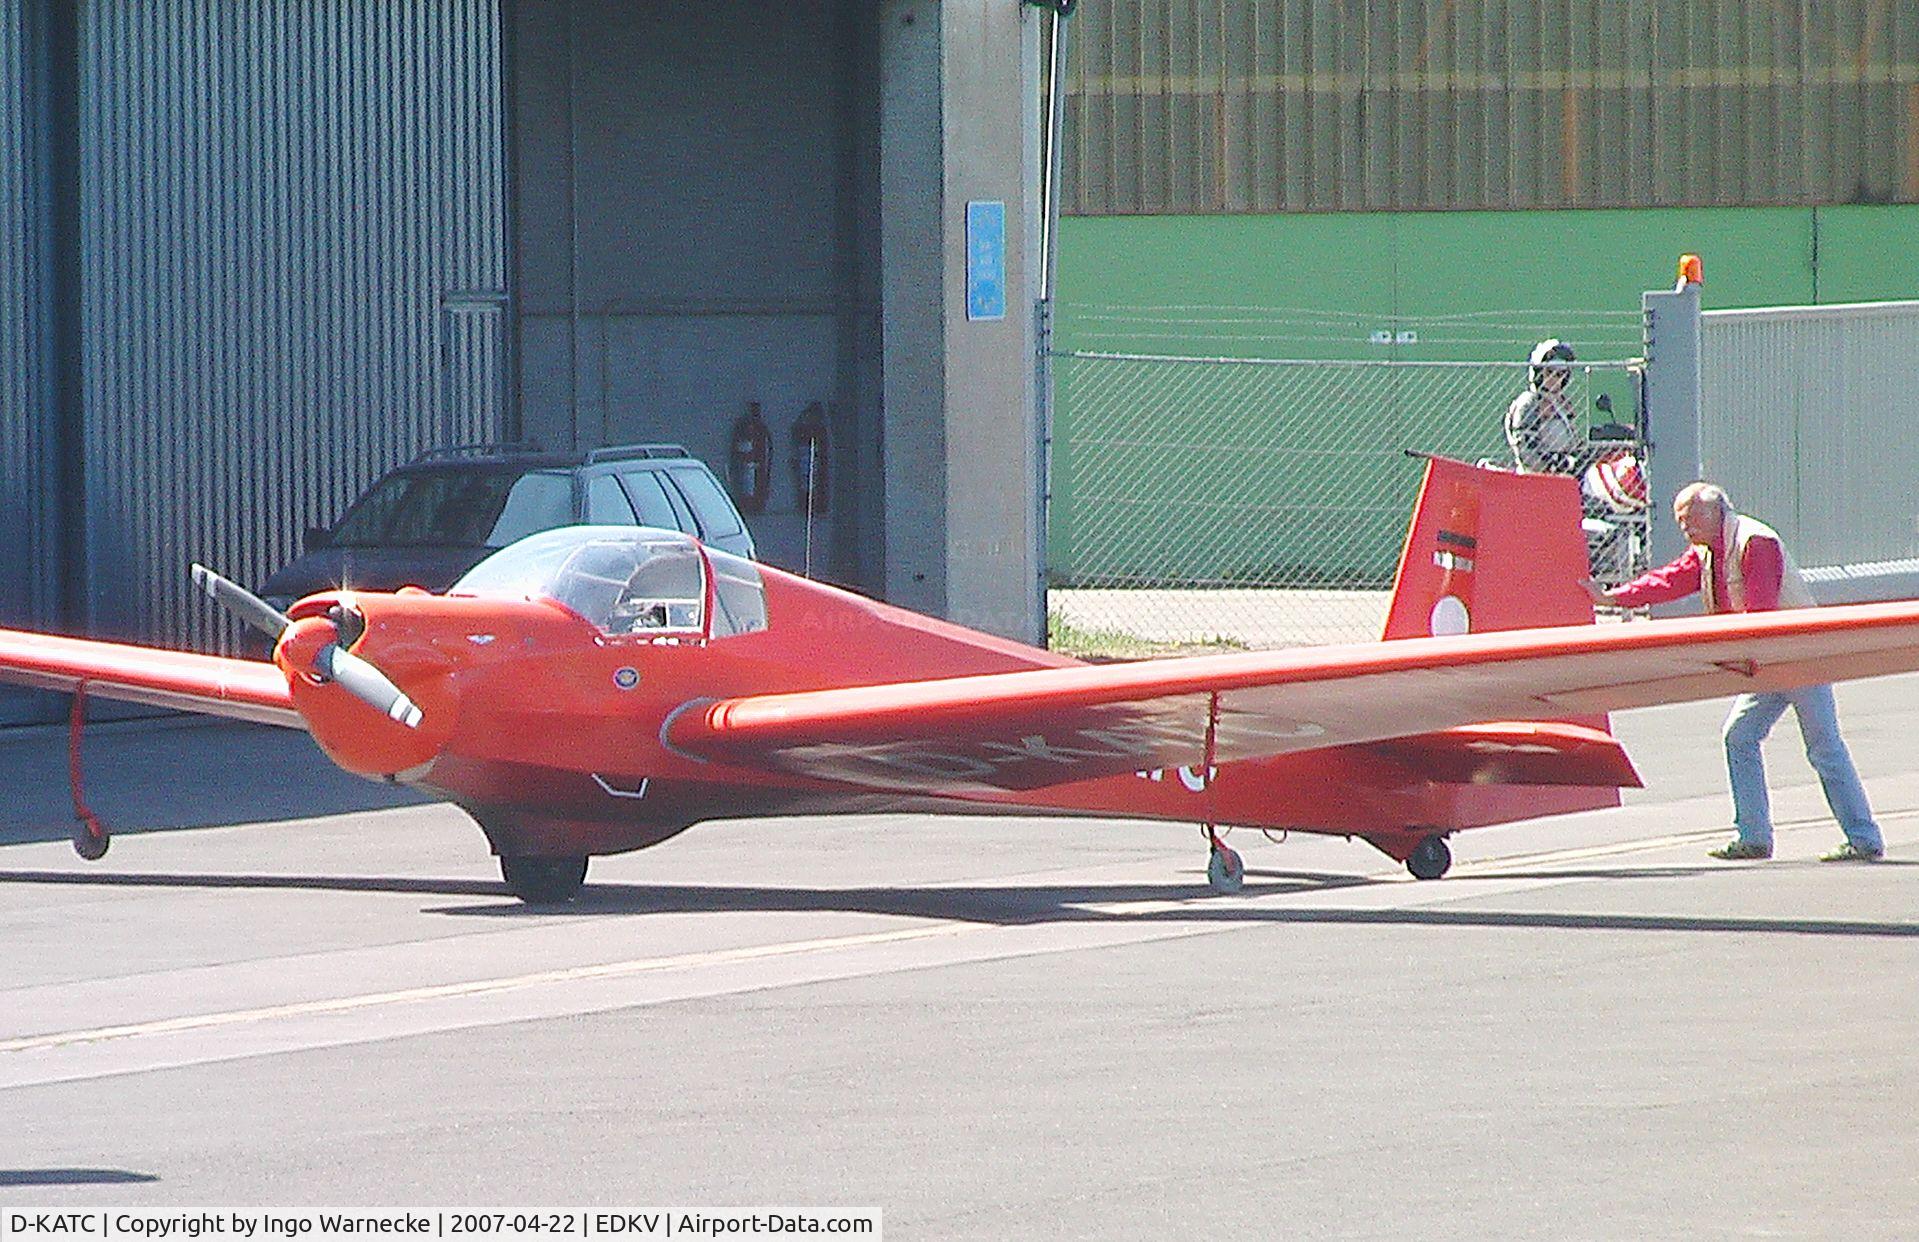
1381;455;1594;640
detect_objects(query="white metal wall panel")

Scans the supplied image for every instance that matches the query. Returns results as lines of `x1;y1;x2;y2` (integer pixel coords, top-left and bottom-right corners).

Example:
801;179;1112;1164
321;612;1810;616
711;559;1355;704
81;0;506;650
1702;301;1919;569
0;0;55;641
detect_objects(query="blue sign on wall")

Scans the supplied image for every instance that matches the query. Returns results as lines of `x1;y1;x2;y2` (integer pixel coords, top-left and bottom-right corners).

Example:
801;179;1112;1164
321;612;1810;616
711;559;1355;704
966;200;1006;322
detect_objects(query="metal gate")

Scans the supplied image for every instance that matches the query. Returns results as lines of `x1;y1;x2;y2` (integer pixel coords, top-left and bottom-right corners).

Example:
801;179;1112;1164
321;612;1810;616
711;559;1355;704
1701;300;1919;596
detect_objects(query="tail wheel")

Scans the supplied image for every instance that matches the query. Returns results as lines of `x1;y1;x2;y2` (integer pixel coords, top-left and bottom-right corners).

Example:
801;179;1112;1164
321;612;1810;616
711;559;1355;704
1406;834;1452;881
500;854;589;903
1206;840;1245;894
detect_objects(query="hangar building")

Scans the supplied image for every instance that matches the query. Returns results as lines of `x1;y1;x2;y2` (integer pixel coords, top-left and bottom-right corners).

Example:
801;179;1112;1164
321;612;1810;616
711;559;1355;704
0;0;1054;730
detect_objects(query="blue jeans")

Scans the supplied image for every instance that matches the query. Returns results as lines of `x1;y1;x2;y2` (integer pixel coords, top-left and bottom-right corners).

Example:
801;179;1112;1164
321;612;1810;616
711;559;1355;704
1722;686;1882;852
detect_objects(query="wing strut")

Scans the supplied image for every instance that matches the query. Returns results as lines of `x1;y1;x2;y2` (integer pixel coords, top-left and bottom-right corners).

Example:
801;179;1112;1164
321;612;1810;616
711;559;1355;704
68;682;110;861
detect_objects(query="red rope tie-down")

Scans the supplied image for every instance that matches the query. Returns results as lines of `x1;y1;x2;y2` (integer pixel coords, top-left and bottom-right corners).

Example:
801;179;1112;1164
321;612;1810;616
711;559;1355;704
69;682;110;860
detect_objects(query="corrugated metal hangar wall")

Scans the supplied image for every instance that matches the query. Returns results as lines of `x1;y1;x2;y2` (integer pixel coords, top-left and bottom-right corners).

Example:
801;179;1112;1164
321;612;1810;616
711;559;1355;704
0;0;507;678
83;0;509;654
1;0;1046;727
0;0;57;661
1063;0;1919;214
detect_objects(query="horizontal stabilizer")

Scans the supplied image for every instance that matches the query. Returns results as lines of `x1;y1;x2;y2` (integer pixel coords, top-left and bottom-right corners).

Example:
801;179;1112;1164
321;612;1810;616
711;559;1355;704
1369;721;1642;788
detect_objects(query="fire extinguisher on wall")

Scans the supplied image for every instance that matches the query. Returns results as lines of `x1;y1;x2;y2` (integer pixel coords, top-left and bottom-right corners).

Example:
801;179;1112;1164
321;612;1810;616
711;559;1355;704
727;402;771;515
791;401;830;517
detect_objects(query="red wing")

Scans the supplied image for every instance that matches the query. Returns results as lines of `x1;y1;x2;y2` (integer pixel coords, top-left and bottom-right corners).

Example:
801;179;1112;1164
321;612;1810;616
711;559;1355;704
0;627;301;728
668;601;1919;794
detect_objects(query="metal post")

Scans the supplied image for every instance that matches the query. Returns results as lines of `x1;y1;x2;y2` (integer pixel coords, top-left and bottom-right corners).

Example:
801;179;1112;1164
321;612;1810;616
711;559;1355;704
1033;4;1069;647
1640;266;1703;612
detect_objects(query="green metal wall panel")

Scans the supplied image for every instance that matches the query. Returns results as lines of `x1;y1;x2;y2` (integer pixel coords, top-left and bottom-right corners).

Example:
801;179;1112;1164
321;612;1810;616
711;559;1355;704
1050;202;1919;578
1813;205;1919;301
1055;205;1908;350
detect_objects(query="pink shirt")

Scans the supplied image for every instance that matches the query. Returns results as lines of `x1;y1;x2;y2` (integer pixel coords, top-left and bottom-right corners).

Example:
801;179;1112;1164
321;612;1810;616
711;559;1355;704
1610;535;1784;612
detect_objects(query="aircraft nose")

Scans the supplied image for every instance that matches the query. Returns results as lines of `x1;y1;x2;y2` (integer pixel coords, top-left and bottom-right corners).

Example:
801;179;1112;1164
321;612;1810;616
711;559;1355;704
273;614;340;680
273;609;453;781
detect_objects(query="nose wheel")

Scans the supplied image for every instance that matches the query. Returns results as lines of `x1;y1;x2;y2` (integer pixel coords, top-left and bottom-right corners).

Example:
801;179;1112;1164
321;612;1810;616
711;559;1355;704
1406;834;1452;880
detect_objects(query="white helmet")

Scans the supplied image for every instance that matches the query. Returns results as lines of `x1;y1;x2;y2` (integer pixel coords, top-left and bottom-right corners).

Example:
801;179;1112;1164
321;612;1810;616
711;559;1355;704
1528;338;1576;389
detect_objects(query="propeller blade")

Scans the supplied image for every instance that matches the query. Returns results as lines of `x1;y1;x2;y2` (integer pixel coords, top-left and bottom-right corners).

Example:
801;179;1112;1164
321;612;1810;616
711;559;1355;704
313;643;424;729
191;563;290;640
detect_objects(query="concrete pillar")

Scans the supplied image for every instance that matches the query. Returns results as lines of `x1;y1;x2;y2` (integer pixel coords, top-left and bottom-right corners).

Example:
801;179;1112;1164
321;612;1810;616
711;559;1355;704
878;0;1044;642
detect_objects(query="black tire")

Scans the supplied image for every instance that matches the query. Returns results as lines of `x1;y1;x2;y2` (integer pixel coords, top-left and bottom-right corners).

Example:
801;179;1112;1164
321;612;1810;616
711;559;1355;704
1406;834;1452;881
500;854;589;903
72;823;110;861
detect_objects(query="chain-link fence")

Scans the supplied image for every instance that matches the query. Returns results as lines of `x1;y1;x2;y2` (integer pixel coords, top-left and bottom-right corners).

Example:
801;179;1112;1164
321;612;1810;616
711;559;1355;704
1046;352;1646;653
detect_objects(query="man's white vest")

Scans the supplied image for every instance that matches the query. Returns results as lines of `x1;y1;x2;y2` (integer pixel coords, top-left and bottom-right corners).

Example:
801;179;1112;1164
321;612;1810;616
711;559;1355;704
1700;512;1816;613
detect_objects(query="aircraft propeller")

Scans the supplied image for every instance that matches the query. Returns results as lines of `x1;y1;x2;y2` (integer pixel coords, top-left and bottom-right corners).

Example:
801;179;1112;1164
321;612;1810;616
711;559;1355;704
190;563;291;640
190;563;424;728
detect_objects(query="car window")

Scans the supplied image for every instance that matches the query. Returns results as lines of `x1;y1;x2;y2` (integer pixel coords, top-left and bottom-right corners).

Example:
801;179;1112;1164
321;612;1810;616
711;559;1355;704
584;474;638;525
667;466;744;539
329;473;413;547
618;470;685;531
332;467;573;549
483;472;575;547
385;471;527;547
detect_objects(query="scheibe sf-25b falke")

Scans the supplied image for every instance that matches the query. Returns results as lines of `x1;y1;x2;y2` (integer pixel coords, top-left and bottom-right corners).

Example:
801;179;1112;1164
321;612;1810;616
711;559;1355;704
6;456;1919;903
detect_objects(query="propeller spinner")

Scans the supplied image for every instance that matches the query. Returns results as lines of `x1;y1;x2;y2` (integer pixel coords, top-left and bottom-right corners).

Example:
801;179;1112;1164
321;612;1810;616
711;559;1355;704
191;563;423;729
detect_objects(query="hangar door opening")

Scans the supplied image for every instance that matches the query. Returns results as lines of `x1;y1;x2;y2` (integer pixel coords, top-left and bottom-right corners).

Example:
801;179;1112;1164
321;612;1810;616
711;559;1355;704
511;0;882;588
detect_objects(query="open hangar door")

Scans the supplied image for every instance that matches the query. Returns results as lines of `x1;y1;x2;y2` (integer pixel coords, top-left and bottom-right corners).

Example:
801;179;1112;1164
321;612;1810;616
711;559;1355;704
508;0;1047;640
509;0;884;587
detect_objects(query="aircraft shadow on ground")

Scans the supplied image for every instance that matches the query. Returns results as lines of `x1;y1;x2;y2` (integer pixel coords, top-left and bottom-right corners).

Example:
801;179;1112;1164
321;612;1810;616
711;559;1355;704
0;773;431;848
0;1168;159;1186
4;864;1916;938
0;722;431;847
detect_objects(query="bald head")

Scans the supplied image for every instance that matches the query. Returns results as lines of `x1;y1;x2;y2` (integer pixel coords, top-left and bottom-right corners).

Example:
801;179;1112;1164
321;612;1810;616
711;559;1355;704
1674;482;1731;546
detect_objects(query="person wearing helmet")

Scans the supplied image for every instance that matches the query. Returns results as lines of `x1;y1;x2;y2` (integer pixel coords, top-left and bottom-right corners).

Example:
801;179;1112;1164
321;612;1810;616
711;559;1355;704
1505;339;1581;474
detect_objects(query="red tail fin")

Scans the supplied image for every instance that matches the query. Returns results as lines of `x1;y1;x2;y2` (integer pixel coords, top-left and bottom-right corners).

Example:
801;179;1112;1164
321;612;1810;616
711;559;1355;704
1382;456;1594;640
1377;458;1630;824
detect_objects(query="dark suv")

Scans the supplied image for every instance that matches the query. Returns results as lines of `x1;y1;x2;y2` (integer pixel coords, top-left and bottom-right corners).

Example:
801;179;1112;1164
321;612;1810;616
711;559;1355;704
258;443;755;611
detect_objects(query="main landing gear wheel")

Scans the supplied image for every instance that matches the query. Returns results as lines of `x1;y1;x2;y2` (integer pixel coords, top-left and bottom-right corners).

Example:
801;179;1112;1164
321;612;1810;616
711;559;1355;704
1206;837;1245;894
1406;834;1452;881
500;854;589;904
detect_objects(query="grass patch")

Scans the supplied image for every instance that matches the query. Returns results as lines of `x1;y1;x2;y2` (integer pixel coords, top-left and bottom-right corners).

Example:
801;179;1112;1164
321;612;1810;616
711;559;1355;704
1047;612;1251;660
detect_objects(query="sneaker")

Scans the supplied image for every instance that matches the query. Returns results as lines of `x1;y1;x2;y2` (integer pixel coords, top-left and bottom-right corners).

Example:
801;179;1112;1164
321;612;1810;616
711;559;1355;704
1707;839;1772;860
1819;842;1885;863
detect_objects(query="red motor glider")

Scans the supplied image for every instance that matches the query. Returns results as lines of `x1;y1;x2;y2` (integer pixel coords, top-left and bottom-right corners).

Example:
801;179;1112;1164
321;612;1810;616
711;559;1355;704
5;456;1919;902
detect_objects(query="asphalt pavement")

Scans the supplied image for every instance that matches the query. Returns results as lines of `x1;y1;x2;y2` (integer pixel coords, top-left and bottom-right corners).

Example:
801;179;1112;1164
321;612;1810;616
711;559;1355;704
3;677;1918;1239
